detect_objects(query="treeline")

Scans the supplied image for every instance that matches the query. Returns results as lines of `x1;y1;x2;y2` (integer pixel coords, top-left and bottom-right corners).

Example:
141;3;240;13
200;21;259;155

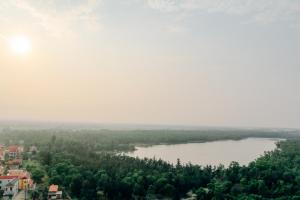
28;137;300;200
1;128;299;151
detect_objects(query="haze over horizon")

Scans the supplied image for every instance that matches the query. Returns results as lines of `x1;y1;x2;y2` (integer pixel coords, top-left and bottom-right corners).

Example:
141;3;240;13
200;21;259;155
1;0;300;128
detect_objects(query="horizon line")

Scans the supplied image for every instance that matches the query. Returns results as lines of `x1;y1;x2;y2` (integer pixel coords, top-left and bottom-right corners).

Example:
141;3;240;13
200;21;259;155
0;119;298;131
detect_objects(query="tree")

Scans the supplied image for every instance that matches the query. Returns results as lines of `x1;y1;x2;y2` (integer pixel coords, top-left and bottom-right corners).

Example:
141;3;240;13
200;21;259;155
31;190;39;200
31;168;45;184
195;187;208;200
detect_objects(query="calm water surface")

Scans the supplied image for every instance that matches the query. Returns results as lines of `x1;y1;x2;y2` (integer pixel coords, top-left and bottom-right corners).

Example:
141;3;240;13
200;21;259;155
126;138;282;166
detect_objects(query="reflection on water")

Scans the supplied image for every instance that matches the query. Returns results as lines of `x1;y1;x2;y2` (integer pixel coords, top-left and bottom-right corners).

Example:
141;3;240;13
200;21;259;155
126;138;282;167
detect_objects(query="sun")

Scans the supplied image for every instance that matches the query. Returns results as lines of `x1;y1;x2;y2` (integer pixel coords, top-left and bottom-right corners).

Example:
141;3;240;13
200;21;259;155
9;36;32;55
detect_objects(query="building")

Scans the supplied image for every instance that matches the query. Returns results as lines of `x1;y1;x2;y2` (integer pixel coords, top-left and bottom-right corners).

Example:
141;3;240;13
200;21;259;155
3;178;19;199
48;184;62;200
0;176;19;199
8;169;33;190
17;146;24;154
29;145;38;155
0;176;18;190
8;146;19;159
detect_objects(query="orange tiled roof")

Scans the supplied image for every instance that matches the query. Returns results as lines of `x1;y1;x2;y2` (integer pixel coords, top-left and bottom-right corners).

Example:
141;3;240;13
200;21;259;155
8;146;19;152
8;170;30;179
49;184;58;192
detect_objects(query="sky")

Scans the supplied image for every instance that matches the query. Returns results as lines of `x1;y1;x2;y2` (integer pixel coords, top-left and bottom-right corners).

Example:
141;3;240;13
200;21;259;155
0;0;300;128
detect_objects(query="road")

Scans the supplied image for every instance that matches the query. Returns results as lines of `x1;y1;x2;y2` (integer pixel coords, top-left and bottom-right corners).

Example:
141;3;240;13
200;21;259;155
14;190;25;200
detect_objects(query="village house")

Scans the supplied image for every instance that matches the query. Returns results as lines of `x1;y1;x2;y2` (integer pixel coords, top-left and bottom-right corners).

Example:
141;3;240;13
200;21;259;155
48;184;62;200
3;179;19;200
0;175;18;190
8;146;20;159
17;146;24;154
29;145;38;155
0;176;19;199
8;169;33;190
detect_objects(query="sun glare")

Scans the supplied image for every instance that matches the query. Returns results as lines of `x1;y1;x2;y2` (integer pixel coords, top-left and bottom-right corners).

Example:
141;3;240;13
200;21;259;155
9;36;32;54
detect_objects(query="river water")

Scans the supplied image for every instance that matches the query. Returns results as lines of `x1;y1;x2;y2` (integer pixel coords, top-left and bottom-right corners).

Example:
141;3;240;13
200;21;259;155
126;138;282;167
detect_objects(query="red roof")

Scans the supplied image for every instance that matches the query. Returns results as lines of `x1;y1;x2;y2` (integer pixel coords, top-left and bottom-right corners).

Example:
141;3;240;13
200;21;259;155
49;184;58;192
8;170;30;179
0;176;18;180
8;146;19;152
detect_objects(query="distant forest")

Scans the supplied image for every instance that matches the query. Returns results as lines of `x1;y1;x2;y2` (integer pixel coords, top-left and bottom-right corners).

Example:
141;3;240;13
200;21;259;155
0;128;299;151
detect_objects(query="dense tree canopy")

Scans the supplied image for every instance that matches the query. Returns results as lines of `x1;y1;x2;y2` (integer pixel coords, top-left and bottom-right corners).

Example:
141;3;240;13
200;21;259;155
38;138;300;199
1;128;300;199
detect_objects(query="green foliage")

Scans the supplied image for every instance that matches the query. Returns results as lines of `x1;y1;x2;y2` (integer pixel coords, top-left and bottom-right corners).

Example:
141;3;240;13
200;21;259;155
1;128;298;152
33;139;300;199
1;128;300;199
31;168;46;184
25;160;46;184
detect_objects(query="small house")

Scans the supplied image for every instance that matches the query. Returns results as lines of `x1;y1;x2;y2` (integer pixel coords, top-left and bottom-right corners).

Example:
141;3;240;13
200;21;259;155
7;146;19;159
0;176;19;199
8;169;33;190
3;178;19;199
29;145;38;155
48;184;62;200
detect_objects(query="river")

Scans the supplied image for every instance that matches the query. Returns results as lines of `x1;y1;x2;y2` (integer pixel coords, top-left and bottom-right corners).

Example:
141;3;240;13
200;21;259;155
125;138;282;167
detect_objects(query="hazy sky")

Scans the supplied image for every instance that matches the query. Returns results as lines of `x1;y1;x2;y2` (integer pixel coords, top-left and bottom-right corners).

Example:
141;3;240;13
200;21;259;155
0;0;300;128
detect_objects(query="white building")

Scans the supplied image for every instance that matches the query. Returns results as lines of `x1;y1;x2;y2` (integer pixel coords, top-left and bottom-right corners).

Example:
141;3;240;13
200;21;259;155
0;176;19;199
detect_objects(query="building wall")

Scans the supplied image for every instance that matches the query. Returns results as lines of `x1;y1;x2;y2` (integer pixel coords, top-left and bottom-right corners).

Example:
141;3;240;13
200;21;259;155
0;179;11;190
9;152;17;159
4;181;18;197
3;181;19;196
19;179;29;190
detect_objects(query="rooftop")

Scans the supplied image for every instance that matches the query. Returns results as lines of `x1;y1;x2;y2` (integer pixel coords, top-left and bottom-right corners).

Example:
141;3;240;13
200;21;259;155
8;169;30;179
8;146;18;152
49;184;59;192
0;175;19;179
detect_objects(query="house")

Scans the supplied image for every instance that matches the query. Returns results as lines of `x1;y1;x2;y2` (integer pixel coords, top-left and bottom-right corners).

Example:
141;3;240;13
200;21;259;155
0;176;19;199
17;146;24;154
29;145;38;155
8;169;33;190
0;176;18;190
3;179;19;200
48;184;62;200
8;146;19;159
